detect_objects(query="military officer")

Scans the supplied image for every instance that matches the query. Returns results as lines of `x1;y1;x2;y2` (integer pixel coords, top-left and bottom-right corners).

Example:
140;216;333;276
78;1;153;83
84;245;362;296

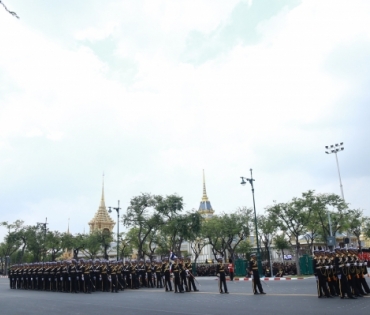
216;257;228;294
249;253;265;295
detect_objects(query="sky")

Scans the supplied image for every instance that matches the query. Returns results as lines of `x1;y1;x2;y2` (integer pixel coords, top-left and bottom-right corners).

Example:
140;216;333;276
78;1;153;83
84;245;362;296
1;0;370;241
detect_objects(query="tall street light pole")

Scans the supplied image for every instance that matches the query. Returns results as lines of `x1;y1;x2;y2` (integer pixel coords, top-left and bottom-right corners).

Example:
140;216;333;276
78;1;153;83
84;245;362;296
240;169;263;275
37;218;48;264
325;142;345;249
325;142;345;200
109;200;121;261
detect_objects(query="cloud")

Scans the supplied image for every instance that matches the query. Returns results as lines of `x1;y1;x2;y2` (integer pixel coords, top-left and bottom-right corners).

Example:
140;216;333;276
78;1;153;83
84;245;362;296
1;0;370;242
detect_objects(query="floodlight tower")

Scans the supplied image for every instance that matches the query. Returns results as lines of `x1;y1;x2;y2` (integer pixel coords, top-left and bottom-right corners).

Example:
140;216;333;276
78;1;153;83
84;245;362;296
325;142;345;201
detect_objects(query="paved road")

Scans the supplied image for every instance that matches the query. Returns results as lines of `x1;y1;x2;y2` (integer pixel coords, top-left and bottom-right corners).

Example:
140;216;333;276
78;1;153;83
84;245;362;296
1;277;369;315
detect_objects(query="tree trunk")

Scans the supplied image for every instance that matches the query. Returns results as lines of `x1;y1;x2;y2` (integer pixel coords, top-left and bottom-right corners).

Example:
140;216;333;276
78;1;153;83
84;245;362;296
295;243;300;275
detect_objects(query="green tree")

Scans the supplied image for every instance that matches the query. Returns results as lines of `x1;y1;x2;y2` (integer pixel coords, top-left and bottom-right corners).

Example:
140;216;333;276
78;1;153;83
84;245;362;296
234;239;253;259
267;191;315;274
45;231;64;261
81;231;102;259
311;193;349;243
257;214;277;265
219;207;252;260
123;193;183;259
202;216;224;259
347;209;369;250
273;234;290;263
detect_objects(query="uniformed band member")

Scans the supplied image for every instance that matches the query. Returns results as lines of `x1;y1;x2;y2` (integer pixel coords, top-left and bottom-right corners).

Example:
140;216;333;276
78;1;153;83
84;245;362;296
249;253;266;295
171;257;184;293
185;257;199;292
162;257;172;291
216;257;229;294
313;247;370;299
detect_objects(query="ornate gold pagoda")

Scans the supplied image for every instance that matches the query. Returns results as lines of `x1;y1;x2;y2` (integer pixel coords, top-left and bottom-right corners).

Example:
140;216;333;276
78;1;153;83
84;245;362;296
198;170;215;219
88;177;115;234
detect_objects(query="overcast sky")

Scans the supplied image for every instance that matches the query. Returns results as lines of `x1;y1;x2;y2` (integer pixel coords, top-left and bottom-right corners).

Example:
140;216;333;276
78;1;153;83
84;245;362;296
1;0;369;241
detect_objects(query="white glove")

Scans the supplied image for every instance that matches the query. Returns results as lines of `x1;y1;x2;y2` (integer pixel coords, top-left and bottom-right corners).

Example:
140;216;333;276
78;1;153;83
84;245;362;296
42;278;44;281
94;276;96;280
60;277;63;281
325;266;329;269
251;275;254;280
82;275;84;281
49;278;51;281
31;278;33;281
338;274;341;280
359;263;363;266
346;263;350;267
330;265;333;269
68;277;71;281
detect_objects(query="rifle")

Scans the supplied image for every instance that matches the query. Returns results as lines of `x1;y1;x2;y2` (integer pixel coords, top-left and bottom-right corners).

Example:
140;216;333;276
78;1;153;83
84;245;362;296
187;270;201;287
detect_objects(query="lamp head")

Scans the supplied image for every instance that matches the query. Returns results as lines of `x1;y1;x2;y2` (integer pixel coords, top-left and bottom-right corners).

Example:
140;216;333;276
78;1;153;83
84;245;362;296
240;177;246;186
108;207;112;213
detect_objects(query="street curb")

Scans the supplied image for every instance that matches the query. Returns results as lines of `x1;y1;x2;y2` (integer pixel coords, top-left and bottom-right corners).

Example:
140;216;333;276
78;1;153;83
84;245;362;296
223;277;313;281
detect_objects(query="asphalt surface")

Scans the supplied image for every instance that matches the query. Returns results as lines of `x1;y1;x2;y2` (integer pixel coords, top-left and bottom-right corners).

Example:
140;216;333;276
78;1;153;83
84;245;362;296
1;277;369;315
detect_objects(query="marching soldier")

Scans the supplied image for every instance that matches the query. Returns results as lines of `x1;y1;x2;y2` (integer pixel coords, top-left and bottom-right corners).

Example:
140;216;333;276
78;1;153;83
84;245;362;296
185;257;199;292
216;257;228;294
334;247;356;299
130;259;139;289
155;260;163;288
146;260;154;288
359;257;370;294
171;257;184;293
162;257;172;291
179;257;188;292
249;253;265;295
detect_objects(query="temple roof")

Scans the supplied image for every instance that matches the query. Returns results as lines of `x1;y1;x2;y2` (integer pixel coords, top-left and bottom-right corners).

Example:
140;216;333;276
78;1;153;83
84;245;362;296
88;176;115;229
198;170;214;214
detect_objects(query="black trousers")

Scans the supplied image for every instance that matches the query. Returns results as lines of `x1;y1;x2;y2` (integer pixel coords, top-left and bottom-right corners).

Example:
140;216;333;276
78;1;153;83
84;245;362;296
187;275;197;291
219;273;228;293
156;272;163;288
174;274;183;292
164;272;172;291
147;273;154;287
338;273;353;298
252;270;263;294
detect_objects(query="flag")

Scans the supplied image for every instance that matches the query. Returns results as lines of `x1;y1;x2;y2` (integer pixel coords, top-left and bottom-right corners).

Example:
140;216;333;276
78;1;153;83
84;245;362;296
170;251;177;261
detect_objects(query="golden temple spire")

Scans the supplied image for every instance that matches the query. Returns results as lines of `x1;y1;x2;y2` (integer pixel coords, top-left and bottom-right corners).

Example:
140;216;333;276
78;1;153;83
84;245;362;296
100;172;106;208
202;169;209;201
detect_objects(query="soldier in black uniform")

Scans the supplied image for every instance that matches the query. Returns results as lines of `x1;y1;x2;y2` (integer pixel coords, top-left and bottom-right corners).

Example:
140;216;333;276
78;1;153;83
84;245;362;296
179;257;188;292
155;260;163;288
359;258;370;294
123;260;130;289
334;247;356;299
185;257;199;292
146;260;154;288
171;258;184;293
131;259;139;289
162;257;172;291
249;253;265;295
70;259;79;293
62;261;70;292
216;257;228;294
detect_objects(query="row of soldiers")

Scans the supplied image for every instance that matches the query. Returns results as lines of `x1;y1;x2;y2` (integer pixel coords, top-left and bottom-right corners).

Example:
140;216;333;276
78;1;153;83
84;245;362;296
313;247;370;299
8;256;199;294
